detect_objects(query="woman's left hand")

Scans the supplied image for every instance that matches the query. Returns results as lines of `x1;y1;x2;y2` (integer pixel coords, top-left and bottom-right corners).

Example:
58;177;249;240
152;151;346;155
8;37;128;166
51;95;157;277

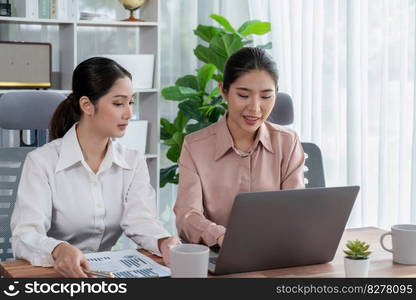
158;236;181;267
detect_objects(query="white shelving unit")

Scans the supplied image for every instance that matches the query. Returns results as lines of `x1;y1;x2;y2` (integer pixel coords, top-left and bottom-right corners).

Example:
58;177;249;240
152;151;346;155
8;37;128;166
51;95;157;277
0;0;162;206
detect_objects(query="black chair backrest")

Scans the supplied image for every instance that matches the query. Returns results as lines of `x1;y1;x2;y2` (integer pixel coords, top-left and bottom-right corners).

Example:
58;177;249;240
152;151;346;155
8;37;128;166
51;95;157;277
268;92;294;125
268;93;326;188
301;142;326;188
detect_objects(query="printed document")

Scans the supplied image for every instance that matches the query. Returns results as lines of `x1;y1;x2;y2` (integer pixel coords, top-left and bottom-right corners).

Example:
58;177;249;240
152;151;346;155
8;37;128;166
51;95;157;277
85;249;171;278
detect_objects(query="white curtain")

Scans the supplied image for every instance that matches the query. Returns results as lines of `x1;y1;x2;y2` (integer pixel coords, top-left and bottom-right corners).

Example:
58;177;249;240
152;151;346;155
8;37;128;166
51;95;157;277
160;0;416;232
254;0;416;229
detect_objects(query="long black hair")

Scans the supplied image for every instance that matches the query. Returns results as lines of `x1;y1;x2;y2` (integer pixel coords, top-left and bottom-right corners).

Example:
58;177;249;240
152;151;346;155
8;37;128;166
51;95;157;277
222;47;278;93
49;57;132;140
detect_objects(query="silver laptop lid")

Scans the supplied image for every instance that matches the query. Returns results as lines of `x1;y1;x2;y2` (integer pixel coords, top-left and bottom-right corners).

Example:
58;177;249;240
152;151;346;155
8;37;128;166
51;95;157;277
212;186;360;275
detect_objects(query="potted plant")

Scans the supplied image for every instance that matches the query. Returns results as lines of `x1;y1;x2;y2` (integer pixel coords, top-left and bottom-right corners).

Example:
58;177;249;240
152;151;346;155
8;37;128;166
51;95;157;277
343;239;371;277
159;14;272;187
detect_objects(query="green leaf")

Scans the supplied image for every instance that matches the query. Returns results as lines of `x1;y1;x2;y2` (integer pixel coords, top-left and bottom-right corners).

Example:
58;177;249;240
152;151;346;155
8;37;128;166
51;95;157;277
162;86;199;101
209;87;220;98
186;122;211;133
179;100;204;121
160;118;176;140
207;106;226;122
210;14;235;33
163;137;177;146
160;164;178;188
176;75;199;90
197;64;216;92
167;144;181;163
173;110;189;132
212;74;223;82
194;45;219;66
344;240;371;259
160;118;176;135
238;20;271;36
210;33;244;71
194;25;225;43
163;131;184;149
221;101;228;110
257;41;272;50
211;33;243;57
160;127;172;140
199;105;214;114
194;46;226;73
172;131;184;149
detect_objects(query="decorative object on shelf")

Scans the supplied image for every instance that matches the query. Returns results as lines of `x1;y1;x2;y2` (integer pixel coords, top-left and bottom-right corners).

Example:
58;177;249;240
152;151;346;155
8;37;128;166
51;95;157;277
344;239;371;277
118;0;146;22
159;14;272;187
115;120;148;155
0;41;51;89
0;0;11;17
99;54;154;89
79;12;110;21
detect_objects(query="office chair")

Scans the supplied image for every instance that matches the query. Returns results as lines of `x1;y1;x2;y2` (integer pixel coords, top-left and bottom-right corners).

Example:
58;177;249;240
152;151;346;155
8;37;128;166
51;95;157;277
0;91;66;146
0;91;65;261
0;147;34;262
268;92;326;188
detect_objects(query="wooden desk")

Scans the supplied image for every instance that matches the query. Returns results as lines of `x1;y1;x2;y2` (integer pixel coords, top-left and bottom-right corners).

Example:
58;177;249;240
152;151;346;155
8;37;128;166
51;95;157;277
1;227;416;278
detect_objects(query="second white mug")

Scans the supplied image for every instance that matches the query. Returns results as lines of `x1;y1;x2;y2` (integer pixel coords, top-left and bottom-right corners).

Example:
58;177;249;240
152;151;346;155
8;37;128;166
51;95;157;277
380;224;416;265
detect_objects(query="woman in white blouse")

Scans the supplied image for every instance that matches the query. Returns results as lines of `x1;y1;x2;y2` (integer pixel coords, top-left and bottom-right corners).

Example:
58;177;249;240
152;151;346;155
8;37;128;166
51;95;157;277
10;57;180;277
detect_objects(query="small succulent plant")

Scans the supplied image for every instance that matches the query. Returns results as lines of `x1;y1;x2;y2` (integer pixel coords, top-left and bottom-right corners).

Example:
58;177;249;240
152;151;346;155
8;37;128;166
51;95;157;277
344;239;371;260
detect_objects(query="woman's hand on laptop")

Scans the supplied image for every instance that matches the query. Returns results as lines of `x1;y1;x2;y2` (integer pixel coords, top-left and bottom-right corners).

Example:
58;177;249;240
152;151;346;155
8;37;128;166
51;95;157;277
217;235;225;247
158;236;181;267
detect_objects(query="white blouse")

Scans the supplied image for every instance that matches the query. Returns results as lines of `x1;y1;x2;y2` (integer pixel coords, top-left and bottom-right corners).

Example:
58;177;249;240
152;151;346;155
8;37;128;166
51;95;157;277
10;124;170;267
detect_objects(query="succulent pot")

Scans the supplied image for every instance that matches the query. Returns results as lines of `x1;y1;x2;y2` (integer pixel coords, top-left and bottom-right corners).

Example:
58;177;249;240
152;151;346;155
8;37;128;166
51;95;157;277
344;257;370;277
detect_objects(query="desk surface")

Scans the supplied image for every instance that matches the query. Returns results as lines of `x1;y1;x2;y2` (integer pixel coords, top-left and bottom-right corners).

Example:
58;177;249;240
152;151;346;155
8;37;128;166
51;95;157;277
1;227;415;278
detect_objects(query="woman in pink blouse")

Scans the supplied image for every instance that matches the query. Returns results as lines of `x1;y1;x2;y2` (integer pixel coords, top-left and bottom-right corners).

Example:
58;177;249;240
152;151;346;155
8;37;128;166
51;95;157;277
174;47;305;247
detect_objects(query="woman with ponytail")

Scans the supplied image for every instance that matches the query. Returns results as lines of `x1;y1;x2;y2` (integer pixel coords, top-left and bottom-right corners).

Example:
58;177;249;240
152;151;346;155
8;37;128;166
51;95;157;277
11;57;180;277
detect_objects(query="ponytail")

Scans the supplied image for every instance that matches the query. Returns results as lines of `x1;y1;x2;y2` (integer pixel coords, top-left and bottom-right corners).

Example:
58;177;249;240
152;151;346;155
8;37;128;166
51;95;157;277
49;93;81;140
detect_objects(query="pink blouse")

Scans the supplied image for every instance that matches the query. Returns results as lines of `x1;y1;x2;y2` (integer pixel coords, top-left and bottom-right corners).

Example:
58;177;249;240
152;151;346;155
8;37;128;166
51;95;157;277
174;115;305;246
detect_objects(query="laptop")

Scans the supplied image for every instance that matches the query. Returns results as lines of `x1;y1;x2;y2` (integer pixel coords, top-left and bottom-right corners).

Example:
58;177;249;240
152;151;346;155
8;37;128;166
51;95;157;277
208;186;360;275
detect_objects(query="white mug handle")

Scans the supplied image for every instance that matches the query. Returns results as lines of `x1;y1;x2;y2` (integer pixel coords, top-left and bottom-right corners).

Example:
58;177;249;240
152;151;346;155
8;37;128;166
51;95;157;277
380;232;393;253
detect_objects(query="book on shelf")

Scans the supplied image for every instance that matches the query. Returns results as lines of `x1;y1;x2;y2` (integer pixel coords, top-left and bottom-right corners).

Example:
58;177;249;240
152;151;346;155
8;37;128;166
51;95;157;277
11;0;77;20
38;0;50;19
41;0;70;20
12;0;38;18
49;0;56;18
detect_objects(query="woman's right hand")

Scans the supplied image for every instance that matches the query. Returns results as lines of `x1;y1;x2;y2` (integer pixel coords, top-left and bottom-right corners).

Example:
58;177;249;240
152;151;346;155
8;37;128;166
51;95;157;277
52;242;90;278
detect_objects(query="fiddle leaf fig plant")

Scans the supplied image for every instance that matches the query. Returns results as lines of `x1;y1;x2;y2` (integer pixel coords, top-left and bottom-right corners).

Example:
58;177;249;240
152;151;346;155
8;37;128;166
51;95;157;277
160;14;272;187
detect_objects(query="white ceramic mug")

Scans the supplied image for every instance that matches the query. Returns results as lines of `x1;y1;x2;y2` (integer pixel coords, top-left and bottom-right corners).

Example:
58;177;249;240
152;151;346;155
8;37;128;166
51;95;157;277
169;244;209;278
380;224;416;265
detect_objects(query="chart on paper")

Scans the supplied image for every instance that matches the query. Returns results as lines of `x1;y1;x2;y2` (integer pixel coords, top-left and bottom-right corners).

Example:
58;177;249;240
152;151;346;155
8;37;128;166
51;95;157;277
85;249;171;278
